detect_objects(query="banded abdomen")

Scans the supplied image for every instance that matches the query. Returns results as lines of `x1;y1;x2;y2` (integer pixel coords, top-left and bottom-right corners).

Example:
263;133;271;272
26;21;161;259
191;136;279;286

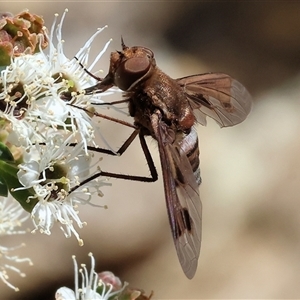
177;127;201;186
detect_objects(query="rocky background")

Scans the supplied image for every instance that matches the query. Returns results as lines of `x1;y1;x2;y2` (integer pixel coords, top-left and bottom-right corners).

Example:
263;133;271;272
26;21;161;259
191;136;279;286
1;2;300;299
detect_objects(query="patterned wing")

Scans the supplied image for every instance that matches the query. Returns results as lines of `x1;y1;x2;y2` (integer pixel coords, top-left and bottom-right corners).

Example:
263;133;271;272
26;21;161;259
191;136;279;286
150;111;202;279
177;72;252;127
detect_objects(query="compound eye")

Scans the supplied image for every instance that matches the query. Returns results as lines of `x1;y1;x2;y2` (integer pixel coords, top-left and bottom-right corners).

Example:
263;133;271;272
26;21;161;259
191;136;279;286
124;57;150;74
115;57;151;91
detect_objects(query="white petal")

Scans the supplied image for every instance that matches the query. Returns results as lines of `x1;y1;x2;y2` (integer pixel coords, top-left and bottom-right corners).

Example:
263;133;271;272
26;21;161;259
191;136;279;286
55;287;76;300
69;152;91;179
35;97;69;126
17;161;40;187
31;202;55;234
6;120;36;147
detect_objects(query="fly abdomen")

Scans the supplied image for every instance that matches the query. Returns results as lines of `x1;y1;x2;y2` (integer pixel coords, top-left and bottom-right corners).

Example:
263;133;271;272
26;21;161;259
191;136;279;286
178;127;201;186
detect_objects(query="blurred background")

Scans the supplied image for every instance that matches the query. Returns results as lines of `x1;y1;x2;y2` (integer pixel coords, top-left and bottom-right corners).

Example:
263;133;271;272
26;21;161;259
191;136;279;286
1;1;300;299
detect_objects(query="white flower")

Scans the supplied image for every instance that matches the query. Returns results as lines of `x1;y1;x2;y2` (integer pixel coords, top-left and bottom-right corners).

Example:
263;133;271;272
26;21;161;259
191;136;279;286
16;133;108;245
55;253;126;300
0;196;32;291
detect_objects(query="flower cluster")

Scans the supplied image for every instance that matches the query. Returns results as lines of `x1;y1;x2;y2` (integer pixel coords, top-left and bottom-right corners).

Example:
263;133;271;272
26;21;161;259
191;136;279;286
0;9;116;290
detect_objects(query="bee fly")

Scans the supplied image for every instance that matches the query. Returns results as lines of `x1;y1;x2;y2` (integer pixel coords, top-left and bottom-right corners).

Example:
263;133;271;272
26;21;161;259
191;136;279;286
74;38;252;279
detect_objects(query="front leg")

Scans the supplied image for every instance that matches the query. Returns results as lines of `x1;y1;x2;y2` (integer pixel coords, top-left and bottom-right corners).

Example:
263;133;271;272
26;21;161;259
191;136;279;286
92;99;129;106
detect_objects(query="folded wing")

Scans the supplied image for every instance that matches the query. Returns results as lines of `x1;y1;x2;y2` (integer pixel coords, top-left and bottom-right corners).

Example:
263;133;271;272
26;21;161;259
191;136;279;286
150;112;202;279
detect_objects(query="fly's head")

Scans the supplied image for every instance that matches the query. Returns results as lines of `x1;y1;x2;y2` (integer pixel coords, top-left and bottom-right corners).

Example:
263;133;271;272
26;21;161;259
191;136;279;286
101;38;156;91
